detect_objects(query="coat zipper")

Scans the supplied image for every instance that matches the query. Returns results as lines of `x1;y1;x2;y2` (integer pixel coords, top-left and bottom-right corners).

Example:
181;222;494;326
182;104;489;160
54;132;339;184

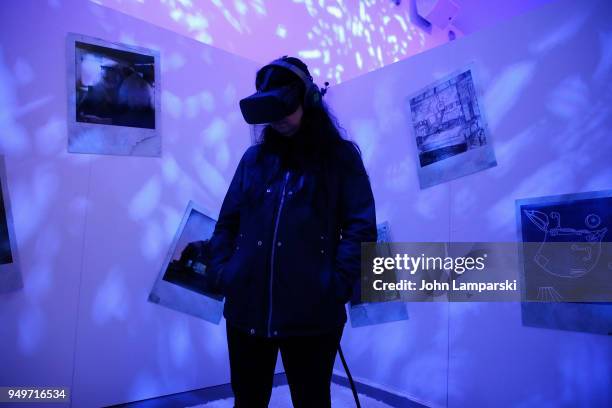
267;170;290;337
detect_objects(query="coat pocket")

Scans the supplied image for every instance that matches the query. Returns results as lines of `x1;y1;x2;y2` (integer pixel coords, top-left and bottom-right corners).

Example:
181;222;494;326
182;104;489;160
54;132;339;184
220;235;253;299
329;268;353;305
220;256;244;297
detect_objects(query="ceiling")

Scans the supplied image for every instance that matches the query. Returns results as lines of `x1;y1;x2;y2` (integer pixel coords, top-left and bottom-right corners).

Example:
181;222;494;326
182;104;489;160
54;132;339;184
92;0;559;84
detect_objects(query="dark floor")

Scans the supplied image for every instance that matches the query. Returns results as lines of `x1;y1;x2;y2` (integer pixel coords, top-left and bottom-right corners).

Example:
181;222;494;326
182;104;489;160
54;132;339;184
107;373;427;408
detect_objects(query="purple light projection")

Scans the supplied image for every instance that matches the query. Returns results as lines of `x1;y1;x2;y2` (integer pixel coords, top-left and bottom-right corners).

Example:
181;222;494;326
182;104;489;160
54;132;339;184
93;0;464;84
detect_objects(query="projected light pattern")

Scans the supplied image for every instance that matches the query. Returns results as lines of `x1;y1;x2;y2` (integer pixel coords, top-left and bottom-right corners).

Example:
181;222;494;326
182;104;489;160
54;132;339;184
327;0;612;405
3;0;612;407
92;0;459;84
0;1;256;405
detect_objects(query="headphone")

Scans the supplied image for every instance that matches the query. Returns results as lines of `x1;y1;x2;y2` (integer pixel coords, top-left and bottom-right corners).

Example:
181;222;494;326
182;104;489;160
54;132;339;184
258;56;329;110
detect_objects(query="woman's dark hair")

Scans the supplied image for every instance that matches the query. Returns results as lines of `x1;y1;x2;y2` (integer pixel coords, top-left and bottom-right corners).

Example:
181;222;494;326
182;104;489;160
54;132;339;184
250;56;364;221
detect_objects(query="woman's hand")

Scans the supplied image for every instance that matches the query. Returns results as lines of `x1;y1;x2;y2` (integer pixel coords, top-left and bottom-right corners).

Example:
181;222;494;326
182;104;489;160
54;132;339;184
206;147;255;297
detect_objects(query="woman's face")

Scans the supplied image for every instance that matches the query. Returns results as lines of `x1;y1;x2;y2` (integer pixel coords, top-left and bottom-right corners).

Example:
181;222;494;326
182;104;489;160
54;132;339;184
270;104;303;137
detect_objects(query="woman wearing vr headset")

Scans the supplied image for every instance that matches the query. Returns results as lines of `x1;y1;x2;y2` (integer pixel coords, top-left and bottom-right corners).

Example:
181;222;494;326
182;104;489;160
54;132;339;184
206;56;377;407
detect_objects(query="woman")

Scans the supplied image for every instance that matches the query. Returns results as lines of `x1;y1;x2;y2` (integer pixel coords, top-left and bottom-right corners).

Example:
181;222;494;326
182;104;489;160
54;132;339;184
206;56;377;407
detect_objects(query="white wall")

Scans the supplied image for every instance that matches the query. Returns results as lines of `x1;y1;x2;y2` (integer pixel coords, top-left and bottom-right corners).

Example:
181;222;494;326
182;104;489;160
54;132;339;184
0;1;261;406
328;14;455;406
329;0;612;406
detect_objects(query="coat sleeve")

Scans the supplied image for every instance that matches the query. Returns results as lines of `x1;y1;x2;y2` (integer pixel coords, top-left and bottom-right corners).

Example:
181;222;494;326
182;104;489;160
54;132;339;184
333;141;378;304
206;147;250;295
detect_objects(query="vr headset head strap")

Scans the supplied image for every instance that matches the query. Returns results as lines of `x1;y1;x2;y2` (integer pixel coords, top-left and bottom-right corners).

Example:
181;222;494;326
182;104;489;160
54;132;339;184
262;56;322;109
269;57;313;85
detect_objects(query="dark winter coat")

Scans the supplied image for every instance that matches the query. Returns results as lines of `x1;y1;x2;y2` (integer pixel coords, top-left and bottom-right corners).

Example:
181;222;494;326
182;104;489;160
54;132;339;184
206;129;377;337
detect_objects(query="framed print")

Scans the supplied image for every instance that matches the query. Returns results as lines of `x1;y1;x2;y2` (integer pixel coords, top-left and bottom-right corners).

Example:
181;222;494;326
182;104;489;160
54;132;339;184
349;221;409;328
406;63;497;189
66;32;161;156
148;201;224;324
516;190;612;335
0;155;22;293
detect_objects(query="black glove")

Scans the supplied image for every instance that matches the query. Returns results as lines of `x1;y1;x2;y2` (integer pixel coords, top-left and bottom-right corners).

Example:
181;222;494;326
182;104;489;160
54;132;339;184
179;240;209;272
179;239;224;297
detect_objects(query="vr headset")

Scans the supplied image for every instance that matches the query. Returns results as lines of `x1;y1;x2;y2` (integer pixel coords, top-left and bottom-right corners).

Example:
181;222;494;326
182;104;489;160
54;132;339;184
239;56;328;125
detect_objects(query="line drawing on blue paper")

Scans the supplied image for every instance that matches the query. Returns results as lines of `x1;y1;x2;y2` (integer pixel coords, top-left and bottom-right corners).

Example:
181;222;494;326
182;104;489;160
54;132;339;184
537;286;563;301
523;209;608;279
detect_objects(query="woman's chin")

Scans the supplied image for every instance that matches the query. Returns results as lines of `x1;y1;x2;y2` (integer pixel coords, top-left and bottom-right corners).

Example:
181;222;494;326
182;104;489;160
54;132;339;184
273;125;294;136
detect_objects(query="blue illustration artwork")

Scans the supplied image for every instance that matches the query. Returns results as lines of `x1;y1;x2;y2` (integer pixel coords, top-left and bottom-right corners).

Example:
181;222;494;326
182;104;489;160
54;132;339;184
516;190;612;335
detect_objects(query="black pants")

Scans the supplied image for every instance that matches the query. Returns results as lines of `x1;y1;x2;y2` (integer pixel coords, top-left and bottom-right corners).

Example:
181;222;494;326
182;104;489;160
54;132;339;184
226;323;344;408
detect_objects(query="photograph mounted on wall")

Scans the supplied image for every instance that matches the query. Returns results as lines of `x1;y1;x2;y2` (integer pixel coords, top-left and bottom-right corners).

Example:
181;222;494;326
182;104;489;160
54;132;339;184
66;32;161;157
349;221;409;328
0;156;22;293
406;64;497;189
148;201;224;324
0;179;13;265
516;189;612;335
